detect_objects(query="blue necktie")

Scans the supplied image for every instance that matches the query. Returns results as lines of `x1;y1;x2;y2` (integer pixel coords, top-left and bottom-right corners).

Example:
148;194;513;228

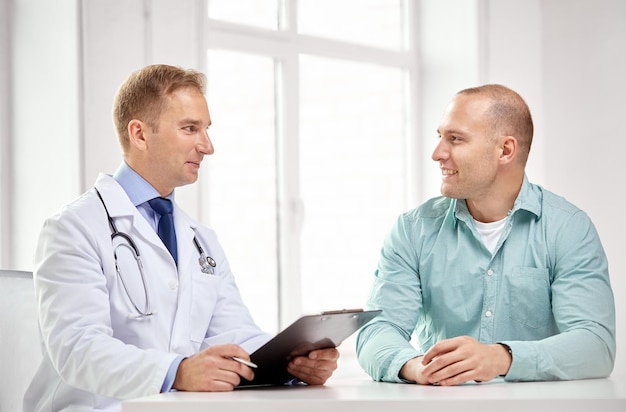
148;197;178;265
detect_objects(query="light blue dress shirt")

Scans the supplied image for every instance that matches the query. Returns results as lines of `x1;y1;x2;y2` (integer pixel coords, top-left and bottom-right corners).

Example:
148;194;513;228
356;175;616;382
113;161;174;230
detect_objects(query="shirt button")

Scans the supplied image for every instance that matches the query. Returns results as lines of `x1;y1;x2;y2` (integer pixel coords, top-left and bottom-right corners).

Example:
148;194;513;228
168;280;178;290
487;269;494;276
485;310;493;317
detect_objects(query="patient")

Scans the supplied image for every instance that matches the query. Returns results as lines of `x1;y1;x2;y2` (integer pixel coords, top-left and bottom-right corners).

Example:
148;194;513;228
356;84;616;385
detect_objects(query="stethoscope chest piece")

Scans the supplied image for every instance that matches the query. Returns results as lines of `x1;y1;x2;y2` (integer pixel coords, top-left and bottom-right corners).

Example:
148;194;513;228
199;254;216;274
192;236;217;274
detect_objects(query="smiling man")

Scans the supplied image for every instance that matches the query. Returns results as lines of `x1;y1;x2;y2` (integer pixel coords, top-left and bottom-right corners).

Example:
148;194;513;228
25;64;338;411
356;84;616;386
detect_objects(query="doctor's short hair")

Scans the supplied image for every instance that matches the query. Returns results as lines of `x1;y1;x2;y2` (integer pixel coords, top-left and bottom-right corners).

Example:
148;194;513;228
113;64;207;152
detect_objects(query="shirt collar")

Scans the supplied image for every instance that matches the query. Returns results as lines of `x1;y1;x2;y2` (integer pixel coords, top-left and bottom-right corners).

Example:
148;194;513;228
453;174;541;223
112;161;175;207
511;174;541;218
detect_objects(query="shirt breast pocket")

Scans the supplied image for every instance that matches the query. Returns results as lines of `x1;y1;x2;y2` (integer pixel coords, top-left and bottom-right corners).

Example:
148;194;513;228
189;272;220;343
506;266;552;329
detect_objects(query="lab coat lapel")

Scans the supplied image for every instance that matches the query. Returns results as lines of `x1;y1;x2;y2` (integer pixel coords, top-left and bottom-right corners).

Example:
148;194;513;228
93;174;168;254
172;203;198;276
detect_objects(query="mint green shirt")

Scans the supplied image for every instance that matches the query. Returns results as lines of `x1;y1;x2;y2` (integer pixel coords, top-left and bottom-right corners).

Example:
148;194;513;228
356;176;616;382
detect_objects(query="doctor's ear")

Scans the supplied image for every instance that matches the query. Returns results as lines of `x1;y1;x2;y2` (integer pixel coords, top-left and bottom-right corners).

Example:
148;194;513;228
127;119;149;151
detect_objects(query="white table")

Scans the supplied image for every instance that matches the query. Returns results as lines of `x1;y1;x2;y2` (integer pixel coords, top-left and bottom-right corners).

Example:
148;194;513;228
122;359;626;412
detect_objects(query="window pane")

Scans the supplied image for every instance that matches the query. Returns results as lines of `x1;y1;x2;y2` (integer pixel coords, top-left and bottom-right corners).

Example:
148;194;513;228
299;55;408;313
298;0;406;50
204;50;279;333
208;0;279;30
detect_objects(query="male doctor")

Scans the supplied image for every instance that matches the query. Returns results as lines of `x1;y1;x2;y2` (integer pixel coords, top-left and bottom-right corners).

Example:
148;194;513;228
24;64;339;411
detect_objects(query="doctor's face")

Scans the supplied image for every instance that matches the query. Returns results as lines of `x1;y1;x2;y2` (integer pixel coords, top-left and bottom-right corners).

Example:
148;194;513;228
145;87;214;196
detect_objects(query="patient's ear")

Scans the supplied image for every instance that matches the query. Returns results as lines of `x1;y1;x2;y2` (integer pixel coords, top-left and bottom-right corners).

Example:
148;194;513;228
499;135;517;164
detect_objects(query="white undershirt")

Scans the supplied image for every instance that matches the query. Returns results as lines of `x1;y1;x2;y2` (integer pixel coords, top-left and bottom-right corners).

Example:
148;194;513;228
473;217;508;254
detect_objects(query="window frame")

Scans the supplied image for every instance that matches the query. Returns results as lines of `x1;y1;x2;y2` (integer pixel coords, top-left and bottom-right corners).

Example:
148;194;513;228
201;0;421;329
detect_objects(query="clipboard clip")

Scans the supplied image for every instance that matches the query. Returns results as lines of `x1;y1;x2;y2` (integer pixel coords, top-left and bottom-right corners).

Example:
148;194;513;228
321;308;364;315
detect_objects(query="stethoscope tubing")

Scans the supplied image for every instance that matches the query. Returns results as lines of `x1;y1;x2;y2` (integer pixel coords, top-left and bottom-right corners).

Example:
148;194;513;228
93;187;217;318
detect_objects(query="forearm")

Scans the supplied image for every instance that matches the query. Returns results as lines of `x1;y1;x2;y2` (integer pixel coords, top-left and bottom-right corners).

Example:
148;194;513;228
502;328;615;381
356;323;421;383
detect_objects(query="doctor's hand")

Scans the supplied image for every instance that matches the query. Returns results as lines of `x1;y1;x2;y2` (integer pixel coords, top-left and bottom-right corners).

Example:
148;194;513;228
418;336;512;386
287;347;339;385
172;344;255;392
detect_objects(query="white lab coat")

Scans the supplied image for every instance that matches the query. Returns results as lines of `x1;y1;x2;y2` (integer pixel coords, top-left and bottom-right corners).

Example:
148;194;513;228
24;174;271;411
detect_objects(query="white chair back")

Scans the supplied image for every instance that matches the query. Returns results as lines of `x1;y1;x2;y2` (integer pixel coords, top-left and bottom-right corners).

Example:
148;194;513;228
0;269;41;412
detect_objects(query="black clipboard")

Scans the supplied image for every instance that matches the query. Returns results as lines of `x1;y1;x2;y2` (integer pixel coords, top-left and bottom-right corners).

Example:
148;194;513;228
237;308;382;388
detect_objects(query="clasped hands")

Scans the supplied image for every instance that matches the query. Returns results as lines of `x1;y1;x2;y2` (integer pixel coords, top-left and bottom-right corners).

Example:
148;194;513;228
400;336;512;386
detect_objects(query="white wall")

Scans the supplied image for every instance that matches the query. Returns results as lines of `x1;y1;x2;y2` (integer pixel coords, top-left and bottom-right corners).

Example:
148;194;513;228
542;0;626;376
0;0;11;265
4;0;624;377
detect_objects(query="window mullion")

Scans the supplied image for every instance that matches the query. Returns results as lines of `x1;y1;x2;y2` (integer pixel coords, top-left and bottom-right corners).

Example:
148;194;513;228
276;31;303;329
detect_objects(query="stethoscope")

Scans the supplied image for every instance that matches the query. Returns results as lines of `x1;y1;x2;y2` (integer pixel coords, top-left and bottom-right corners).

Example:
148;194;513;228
94;188;217;318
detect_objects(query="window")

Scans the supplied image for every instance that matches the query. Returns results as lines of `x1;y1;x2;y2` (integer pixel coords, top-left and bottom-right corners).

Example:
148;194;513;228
298;55;407;313
208;0;280;30
298;0;406;50
204;50;279;333
204;0;416;334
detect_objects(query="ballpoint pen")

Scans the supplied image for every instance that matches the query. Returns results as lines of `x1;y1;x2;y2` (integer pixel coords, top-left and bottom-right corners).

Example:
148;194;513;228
231;356;258;368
